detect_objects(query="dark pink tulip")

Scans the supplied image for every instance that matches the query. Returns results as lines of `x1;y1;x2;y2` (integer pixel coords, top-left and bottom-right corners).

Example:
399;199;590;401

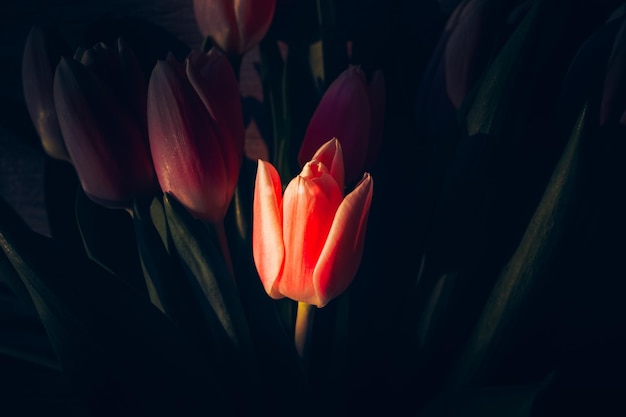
53;40;156;208
147;49;244;223
253;139;373;307
22;24;70;161
299;65;380;185
193;0;277;56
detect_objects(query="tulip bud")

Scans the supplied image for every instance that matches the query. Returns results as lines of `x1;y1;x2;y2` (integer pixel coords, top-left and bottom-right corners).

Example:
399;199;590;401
193;0;277;56
253;139;373;307
53;40;156;208
147;49;244;223
298;65;378;185
22;24;71;161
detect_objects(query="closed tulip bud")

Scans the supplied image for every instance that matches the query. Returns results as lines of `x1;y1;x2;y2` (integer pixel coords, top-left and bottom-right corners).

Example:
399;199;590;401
147;49;244;223
22;24;71;161
298;65;375;185
253;139;373;307
53;40;156;208
193;0;277;56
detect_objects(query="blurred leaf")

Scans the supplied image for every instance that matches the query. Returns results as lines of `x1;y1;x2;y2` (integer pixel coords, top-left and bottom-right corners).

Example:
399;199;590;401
43;157;85;257
419;383;539;417
451;104;589;388
75;188;146;298
0;196;231;417
132;196;213;354
163;193;262;415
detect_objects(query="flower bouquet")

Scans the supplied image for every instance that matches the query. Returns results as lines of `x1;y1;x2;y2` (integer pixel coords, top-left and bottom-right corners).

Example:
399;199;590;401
3;0;626;415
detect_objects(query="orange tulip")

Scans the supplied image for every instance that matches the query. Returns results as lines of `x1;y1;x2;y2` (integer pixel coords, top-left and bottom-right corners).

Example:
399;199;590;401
193;0;277;56
147;49;244;222
253;139;373;307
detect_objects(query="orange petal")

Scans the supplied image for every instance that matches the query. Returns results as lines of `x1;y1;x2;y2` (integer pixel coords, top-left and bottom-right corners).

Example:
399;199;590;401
313;173;373;307
310;138;345;192
252;160;285;298
279;169;343;305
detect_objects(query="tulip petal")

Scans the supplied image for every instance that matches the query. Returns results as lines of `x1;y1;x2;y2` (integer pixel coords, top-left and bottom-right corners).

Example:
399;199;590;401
279;167;343;306
54;57;154;207
310;138;345;191
193;0;238;51
147;60;228;221
299;65;371;184
313;173;373;307
252;160;285;298
187;49;244;193
234;0;277;53
22;24;70;161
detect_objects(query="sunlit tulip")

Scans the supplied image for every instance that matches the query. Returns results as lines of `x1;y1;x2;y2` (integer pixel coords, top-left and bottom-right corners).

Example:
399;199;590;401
147;49;244;223
298;65;385;184
193;0;277;56
22;24;71;161
253;139;373;307
53;39;156;208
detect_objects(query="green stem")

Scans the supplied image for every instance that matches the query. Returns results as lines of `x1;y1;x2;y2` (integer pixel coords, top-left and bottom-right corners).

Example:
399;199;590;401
295;302;316;369
211;219;237;286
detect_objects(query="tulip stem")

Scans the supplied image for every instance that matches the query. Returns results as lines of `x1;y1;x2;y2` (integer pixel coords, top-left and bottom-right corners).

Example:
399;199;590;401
212;219;236;285
295;302;316;370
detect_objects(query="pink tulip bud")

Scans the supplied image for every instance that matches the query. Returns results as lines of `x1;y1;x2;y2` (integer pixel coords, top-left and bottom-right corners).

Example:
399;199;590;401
193;0;277;56
22;24;70;161
53;42;156;208
298;66;373;185
147;49;244;223
253;138;373;307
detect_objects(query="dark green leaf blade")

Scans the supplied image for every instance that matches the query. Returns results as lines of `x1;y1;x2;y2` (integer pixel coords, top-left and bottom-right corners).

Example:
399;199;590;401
0;196;232;417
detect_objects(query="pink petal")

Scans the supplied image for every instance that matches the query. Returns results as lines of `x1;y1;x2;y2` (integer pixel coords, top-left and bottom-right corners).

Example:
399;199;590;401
187;49;244;193
299;65;371;184
252;160;285;298
313;173;373;307
147;60;228;221
234;0;277;54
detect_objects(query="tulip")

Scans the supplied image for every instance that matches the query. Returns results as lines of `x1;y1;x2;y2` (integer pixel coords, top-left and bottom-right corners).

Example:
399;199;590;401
298;65;385;184
147;49;244;223
253;139;373;307
22;24;71;161
193;0;277;56
53;39;156;208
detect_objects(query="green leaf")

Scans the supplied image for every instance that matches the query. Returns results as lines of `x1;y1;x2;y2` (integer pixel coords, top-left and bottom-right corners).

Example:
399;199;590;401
132;196;214;353
75;188;146;298
0;196;232;417
450;104;589;388
162;194;263;415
